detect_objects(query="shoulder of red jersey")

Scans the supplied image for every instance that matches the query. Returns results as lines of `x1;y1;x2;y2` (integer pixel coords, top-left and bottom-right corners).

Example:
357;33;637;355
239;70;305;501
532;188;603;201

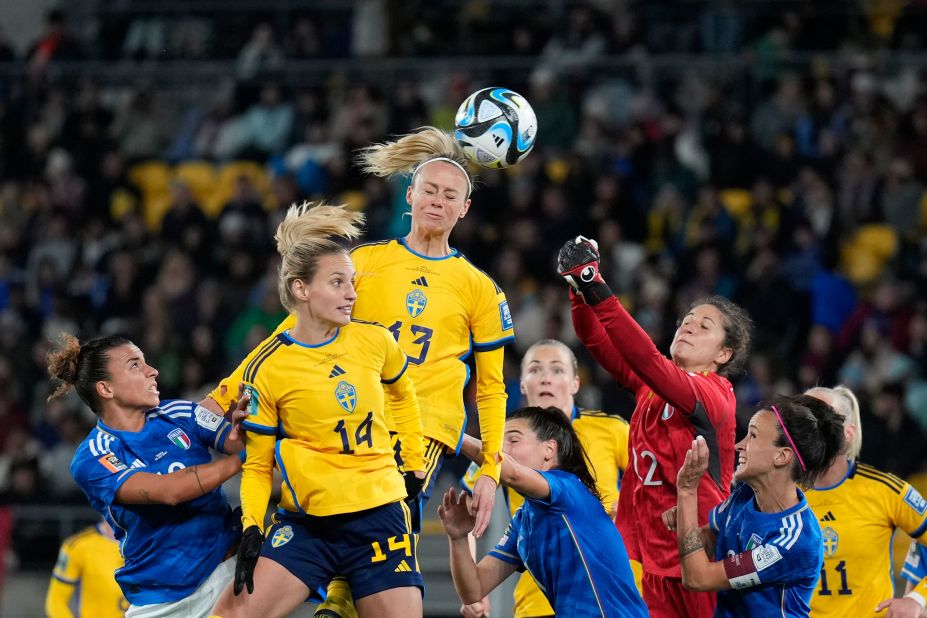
687;369;733;389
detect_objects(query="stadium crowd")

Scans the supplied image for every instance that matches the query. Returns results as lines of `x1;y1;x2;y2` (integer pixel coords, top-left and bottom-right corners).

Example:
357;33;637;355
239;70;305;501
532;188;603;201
0;0;926;579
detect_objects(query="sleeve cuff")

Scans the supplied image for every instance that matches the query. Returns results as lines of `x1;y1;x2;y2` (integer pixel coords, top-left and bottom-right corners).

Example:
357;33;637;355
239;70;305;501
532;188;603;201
906;590;925;610
214;421;232;452
478;454;503;484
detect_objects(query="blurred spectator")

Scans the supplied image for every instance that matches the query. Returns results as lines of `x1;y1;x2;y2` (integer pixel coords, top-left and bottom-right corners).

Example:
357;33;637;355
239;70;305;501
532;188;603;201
0;24;16;61
286;18;323;59
239;83;294;159
26;9;82;76
862;382;927;477
39;407;88;501
538;5;607;82
236;23;285;80
699;0;743;53
109;88;167;161
160;180;212;261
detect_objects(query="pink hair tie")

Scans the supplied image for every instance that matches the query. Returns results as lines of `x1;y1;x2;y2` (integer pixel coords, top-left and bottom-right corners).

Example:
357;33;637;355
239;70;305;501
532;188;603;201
771;405;806;472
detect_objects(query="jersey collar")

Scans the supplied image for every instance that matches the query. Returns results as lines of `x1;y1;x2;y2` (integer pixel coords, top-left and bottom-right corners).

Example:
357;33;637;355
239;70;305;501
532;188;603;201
96;414;153;436
398;236;458;260
282;328;340;348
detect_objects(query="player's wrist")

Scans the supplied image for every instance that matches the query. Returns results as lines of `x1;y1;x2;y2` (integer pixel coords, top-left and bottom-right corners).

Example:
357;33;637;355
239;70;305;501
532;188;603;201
906;589;926;610
577;280;613;306
478;455;502;484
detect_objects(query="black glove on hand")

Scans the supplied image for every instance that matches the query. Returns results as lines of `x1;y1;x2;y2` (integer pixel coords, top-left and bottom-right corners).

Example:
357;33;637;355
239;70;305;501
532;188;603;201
234;525;264;595
403;471;425;502
557;236;613;306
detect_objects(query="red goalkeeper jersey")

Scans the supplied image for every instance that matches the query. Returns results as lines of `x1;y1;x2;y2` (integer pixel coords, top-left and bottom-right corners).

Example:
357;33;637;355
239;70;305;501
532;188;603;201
572;294;736;578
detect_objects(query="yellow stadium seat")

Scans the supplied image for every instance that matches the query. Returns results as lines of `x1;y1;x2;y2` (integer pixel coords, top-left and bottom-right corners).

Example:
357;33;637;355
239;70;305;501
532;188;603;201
144;193;173;231
174;161;218;212
839;241;883;285
210;161;272;215
545;158;570;184
128;161;172;196
854;224;897;261
719;188;752;218
337;190;369;212
218;161;270;193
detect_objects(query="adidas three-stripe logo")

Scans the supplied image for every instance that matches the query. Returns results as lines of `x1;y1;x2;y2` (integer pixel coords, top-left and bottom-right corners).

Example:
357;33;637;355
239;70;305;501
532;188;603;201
394;560;413;573
329;365;346;378
819;511;836;522
410;277;428;287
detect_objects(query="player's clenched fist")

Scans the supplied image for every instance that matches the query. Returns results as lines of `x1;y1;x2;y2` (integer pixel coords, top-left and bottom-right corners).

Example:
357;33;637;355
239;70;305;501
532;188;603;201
557;236;613;306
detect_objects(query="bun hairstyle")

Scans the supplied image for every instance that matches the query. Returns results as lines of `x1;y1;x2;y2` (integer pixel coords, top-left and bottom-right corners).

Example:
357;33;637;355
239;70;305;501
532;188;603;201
356;126;474;195
768;394;846;487
508;406;600;501
47;333;133;414
274;201;365;312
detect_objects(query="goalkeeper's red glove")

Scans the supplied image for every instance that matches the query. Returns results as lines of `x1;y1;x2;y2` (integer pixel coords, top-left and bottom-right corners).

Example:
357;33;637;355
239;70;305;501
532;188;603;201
557;235;613;306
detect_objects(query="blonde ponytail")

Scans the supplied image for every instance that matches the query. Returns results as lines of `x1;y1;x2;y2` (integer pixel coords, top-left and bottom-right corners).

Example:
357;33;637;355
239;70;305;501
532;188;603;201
356;126;470;179
805;385;863;460
275;201;365;311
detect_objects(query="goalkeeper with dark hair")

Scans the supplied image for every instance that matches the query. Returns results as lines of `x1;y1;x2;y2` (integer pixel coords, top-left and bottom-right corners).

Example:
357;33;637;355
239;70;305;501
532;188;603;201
557;235;753;618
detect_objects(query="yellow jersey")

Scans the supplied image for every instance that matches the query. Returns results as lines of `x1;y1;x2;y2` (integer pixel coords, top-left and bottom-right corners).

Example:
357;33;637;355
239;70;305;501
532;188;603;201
213;238;513;481
46;524;127;618
463;407;630;617
806;460;927;618
238;321;425;529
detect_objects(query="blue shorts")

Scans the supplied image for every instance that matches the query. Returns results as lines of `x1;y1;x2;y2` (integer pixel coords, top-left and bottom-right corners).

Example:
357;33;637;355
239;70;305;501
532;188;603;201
261;501;423;600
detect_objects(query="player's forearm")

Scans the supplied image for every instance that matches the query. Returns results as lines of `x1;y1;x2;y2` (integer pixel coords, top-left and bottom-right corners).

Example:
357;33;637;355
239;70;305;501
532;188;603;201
386;375;426;471
460;434;484;465
45;580;76;618
116;455;241;506
448;536;485;604
474;347;506;482
240;435;276;531
571;291;639;388
593;296;697;410
678;488;712;590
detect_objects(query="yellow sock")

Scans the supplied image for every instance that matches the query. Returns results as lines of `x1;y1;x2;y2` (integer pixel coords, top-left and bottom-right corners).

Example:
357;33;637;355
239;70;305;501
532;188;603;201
314;577;358;618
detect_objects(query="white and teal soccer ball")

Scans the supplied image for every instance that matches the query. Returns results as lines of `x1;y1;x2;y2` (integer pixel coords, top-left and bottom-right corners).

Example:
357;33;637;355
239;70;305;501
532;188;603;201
454;87;538;169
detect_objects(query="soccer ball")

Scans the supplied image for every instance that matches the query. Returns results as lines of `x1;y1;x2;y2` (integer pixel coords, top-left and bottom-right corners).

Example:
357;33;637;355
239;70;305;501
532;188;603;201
454;87;538;169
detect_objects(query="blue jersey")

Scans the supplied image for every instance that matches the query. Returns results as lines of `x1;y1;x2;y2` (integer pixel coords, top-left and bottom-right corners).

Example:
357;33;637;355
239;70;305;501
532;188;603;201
70;400;239;606
710;483;823;618
489;469;647;618
902;541;927;587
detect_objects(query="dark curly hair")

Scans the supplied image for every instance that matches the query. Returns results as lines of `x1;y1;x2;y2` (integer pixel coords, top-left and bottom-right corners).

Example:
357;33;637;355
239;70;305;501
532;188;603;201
688;295;753;376
47;333;133;414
